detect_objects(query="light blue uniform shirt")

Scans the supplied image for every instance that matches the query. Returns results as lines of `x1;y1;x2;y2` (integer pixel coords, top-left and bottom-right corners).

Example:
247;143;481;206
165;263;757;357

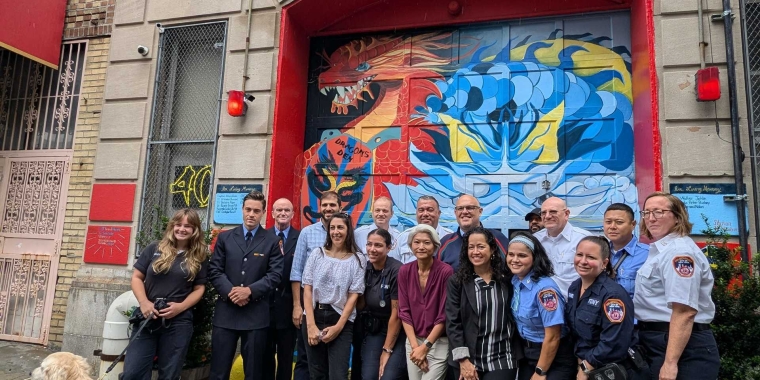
289;222;327;282
511;272;566;343
611;236;649;300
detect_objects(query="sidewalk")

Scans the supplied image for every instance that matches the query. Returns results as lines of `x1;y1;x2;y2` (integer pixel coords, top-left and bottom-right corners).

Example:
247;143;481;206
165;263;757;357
0;341;55;380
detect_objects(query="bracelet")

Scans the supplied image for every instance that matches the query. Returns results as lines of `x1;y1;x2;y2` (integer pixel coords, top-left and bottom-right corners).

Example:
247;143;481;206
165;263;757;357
382;347;393;354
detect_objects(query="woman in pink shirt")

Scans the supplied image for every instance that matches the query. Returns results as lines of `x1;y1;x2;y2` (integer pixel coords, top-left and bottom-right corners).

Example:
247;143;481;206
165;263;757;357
398;224;454;380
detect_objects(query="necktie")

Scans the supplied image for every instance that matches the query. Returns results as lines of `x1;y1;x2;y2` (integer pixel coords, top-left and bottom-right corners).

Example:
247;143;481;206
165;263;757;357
278;232;285;255
245;231;253;248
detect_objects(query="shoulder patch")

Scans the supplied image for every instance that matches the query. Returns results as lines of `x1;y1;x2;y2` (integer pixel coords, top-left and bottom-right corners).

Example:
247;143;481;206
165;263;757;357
538;289;559;312
672;256;695;278
604;299;626;323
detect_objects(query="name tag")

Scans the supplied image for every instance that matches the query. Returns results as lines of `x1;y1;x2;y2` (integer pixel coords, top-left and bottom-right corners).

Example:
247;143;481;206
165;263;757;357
568;293;574;299
588;298;600;306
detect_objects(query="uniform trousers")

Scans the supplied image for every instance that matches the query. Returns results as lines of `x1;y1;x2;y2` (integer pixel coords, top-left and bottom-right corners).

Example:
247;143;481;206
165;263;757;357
209;326;268;380
263;322;298;380
121;319;193;380
451;367;518;380
361;331;408;380
405;336;449;380
639;329;720;380
517;336;576;380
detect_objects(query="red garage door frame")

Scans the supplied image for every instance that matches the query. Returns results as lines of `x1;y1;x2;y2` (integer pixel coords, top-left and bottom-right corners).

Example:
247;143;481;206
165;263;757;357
268;0;660;228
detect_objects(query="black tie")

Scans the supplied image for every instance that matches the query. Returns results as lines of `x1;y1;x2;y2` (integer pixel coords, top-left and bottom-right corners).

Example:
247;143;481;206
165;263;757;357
246;231;253;247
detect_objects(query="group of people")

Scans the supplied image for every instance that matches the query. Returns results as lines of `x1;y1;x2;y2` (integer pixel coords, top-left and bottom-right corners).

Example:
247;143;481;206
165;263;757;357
120;188;721;380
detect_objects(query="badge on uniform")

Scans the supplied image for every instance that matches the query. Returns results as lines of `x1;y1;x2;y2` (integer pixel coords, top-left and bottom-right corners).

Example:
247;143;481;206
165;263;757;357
538;289;559;311
604;299;625;323
672;256;695;277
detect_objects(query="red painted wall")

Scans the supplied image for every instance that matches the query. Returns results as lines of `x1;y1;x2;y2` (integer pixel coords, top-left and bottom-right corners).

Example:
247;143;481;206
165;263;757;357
0;0;67;68
268;0;660;224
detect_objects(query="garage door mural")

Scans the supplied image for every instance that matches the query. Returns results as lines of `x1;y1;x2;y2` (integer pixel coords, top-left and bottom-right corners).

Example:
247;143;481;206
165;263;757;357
298;13;635;231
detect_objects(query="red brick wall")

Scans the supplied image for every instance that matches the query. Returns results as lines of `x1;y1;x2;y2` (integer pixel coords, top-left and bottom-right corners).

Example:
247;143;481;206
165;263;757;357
63;0;115;39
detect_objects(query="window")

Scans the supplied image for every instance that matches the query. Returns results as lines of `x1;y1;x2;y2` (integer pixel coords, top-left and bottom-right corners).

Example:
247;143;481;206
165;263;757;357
138;22;227;248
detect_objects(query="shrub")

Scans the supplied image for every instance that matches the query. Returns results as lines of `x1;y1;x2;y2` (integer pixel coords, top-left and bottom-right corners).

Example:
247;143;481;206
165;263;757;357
703;217;760;379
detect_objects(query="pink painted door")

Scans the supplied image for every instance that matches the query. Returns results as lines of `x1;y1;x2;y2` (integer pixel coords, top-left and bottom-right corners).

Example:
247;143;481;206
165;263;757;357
0;153;70;344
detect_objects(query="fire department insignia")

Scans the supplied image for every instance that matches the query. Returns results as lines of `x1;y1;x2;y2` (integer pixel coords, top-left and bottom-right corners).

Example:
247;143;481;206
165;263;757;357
538;289;559;311
604;299;625;323
672;256;695;278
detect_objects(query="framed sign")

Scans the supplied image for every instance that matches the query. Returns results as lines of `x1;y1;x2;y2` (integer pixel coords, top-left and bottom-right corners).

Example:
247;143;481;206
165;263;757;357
670;183;748;237
213;184;263;224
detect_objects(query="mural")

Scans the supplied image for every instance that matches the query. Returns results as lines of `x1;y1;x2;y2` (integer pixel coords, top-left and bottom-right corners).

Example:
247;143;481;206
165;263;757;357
300;15;637;231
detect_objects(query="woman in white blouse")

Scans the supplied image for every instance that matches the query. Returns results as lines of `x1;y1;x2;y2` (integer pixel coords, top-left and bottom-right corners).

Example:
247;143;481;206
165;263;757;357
302;212;366;379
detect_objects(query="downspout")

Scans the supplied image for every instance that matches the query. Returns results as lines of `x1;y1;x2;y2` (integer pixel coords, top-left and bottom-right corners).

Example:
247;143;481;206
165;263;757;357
719;0;750;261
242;0;254;92
738;0;760;252
699;0;707;69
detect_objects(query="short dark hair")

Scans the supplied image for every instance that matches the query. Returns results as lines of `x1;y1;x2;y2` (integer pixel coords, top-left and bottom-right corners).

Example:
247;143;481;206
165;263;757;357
321;191;339;202
578;236;615;279
243;190;266;210
605;203;635;221
417;195;440;208
367;228;393;247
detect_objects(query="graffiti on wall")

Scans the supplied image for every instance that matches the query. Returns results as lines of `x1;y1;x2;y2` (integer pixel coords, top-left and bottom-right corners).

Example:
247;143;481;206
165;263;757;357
171;165;212;208
301;15;637;230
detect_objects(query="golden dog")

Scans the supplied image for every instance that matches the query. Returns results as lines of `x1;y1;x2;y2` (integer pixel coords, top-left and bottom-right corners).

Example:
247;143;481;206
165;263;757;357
31;352;92;380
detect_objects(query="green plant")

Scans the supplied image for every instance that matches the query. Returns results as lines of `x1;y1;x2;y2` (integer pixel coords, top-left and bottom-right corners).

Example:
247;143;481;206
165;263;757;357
136;205;170;249
703;215;760;379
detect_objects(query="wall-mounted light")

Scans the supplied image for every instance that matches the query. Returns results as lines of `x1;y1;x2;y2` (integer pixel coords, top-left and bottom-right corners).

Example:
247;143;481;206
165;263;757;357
696;67;721;102
227;90;255;117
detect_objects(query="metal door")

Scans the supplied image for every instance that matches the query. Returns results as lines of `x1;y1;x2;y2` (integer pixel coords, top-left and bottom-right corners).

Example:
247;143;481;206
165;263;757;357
0;152;71;344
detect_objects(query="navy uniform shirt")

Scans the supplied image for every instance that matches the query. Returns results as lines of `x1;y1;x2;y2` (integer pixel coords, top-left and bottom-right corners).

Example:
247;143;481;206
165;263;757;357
438;226;509;271
566;272;635;368
363;257;402;322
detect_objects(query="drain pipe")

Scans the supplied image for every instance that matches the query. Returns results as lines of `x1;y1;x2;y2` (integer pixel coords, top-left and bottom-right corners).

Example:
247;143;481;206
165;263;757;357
698;0;707;69
718;0;750;261
241;0;254;92
738;0;760;252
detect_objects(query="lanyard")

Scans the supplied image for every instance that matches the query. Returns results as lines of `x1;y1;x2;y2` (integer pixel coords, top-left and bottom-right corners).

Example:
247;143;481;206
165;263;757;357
612;250;629;273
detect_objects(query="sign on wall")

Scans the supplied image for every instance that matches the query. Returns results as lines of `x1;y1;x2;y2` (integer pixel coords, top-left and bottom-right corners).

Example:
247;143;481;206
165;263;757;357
670;183;748;237
84;226;132;265
213;184;263;224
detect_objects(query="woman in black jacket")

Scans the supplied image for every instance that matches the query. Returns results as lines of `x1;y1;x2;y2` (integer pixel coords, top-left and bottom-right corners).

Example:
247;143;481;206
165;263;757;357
445;227;520;380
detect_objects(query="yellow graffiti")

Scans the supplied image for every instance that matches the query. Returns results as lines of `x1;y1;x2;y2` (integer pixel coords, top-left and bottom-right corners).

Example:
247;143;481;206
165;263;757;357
170;165;212;207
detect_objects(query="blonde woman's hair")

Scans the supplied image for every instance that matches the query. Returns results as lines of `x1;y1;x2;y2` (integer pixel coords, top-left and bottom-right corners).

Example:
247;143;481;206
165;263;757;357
153;208;207;281
640;192;693;239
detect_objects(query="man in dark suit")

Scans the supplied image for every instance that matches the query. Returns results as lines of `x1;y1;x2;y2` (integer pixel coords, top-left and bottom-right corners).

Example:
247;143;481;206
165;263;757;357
209;190;284;380
263;198;300;380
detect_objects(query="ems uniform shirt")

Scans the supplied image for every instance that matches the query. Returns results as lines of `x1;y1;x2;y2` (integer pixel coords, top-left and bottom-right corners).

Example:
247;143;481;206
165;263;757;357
534;222;592;297
633;233;716;323
363;257;402;322
135;242;209;321
566;273;635;368
511;273;566;343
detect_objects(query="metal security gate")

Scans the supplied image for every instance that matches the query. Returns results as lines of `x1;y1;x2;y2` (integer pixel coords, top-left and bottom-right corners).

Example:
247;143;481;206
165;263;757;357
740;0;760;249
0;152;70;344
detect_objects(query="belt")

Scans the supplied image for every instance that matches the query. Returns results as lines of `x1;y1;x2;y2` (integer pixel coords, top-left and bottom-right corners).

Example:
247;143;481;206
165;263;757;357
638;321;711;332
522;336;570;349
316;303;333;310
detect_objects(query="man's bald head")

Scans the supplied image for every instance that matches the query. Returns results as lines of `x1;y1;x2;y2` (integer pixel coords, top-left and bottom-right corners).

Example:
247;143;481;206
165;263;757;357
541;197;570;237
455;194;483;233
272;198;295;230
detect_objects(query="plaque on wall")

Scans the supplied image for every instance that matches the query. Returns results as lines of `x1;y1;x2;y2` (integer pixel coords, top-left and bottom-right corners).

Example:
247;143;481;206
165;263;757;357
213;184;264;224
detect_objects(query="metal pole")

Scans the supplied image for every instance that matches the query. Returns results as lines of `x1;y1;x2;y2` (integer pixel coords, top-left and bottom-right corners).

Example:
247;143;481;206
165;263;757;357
721;0;750;261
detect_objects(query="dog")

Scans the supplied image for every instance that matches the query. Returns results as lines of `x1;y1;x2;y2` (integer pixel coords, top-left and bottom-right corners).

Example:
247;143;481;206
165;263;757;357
31;352;92;380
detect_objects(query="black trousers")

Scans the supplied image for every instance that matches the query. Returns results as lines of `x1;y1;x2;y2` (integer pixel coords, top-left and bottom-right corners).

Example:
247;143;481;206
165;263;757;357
122;318;193;380
209;326;268;380
301;309;354;380
350;317;365;380
263;324;298;380
517;337;576;380
452;367;518;380
640;329;720;380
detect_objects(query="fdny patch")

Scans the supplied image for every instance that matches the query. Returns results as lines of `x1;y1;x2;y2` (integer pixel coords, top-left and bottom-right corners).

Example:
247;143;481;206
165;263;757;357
538;289;559;312
672;256;695;278
604;299;626;323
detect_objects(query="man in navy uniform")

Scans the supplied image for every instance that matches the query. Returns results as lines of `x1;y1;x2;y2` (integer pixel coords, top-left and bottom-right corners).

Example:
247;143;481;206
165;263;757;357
209;190;284;380
264;198;301;380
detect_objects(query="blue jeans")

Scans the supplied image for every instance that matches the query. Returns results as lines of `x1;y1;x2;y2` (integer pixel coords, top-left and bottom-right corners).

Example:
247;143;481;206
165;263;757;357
301;309;354;380
361;332;408;380
121;319;193;380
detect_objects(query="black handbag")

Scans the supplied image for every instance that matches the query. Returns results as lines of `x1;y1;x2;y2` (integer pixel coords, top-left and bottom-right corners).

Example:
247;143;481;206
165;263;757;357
587;363;627;380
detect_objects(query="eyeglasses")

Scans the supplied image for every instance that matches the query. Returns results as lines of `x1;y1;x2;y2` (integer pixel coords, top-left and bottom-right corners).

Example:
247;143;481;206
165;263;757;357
640;209;672;219
454;205;480;212
540;209;565;216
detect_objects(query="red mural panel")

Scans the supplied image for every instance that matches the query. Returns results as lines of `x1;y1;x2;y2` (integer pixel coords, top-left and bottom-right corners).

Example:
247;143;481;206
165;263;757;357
89;183;136;222
84;225;132;265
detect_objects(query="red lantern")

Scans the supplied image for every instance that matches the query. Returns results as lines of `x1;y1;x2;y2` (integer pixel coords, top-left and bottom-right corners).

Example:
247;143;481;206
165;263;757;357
696;67;721;102
228;90;248;117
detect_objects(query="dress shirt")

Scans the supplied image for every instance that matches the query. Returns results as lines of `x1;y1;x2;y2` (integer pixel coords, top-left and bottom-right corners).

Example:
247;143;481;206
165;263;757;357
534;222;592;296
610;236;649;299
289;222;327;282
393;224;454;264
274;225;291;241
354;223;401;257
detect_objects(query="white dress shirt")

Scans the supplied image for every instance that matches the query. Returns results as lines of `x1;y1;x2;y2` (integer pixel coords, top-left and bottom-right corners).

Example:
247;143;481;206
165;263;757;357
354;223;401;257
534;222;592;296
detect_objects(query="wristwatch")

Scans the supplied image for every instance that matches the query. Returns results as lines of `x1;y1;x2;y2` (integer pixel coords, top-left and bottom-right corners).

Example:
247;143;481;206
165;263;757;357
422;339;433;348
535;366;547;376
580;361;591;374
382;347;393;354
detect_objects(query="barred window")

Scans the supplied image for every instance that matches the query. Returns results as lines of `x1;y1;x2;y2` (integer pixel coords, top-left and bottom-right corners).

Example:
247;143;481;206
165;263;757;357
0;42;86;150
138;22;227;248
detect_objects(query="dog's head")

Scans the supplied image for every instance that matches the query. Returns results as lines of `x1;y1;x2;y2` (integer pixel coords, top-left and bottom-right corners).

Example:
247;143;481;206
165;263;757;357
31;352;92;380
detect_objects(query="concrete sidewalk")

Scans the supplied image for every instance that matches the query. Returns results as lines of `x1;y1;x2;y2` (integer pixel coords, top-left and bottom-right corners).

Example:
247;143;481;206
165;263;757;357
0;341;55;380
